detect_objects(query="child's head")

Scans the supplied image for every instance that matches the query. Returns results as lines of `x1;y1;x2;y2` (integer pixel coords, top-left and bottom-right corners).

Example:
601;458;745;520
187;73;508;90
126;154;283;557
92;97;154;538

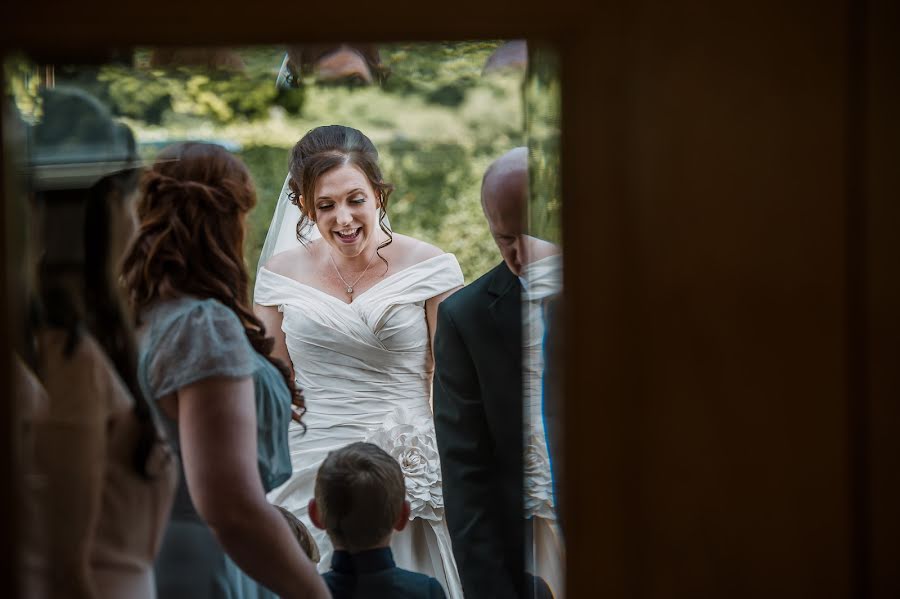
309;442;410;552
275;505;321;564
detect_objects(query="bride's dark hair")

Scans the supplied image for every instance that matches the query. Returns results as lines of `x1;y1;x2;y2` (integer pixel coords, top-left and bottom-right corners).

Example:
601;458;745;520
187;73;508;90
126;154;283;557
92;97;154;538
121;142;305;423
288;125;394;259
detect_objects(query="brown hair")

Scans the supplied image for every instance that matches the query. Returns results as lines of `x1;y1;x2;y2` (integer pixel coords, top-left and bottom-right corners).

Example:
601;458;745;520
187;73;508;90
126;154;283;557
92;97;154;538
288;125;395;262
314;442;406;552
121;142;304;420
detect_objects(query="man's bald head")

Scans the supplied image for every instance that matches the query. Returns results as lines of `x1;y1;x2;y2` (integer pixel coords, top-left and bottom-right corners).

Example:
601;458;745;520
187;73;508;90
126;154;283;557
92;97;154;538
481;147;528;275
481;146;528;212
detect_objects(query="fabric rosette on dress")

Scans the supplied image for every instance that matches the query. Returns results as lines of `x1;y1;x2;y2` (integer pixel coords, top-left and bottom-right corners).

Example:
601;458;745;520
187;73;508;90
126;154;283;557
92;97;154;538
365;407;444;522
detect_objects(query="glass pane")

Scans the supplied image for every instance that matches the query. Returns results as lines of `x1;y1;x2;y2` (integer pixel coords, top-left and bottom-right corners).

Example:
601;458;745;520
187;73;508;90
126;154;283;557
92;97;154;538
524;41;565;598
3;41;564;598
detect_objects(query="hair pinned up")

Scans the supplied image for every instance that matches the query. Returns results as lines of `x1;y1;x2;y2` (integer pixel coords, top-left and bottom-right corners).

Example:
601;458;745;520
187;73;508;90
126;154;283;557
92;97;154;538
288;125;394;265
122;142;305;424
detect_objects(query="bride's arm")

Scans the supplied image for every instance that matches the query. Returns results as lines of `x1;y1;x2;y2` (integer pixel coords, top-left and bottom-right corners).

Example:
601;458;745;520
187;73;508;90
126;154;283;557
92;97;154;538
254;304;292;380
426;286;463;366
426;287;462;411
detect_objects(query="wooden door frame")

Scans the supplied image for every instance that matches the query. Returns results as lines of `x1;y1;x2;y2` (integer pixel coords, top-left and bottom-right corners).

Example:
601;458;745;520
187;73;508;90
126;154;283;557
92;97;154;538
3;1;899;597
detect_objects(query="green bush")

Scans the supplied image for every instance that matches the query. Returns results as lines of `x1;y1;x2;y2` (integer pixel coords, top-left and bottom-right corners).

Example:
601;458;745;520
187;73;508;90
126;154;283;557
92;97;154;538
9;43;530;284
239;145;292;282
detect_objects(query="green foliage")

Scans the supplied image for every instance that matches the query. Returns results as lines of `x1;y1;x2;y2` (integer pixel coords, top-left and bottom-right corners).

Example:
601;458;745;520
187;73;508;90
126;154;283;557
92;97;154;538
380;42;501;107
228;42;524;284
3;56;43;123
93;65;305;125
24;43;533;284
381;139;502;283
525;44;563;245
239;145;291;281
45;47;306;126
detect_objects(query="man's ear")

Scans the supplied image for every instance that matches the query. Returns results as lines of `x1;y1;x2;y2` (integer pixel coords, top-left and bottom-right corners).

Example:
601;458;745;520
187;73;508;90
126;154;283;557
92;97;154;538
308;498;325;530
393;500;411;532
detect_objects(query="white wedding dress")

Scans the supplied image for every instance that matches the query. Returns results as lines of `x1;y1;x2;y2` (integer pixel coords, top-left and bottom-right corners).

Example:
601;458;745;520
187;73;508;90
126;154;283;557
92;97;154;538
254;252;464;599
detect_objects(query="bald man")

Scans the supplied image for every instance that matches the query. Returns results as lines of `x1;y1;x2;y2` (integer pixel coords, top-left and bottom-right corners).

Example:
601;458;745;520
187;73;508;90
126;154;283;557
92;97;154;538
433;148;556;599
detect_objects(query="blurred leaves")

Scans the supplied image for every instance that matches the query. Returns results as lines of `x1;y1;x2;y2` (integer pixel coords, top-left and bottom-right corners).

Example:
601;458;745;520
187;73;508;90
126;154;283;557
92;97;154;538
380;42;500;107
8;43;536;284
4;56;43;122
93;63;306;125
525;44;563;245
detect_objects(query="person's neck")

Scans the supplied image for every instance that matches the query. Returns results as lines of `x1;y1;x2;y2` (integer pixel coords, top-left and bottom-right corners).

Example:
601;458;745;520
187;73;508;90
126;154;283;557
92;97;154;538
327;234;383;271
332;536;392;555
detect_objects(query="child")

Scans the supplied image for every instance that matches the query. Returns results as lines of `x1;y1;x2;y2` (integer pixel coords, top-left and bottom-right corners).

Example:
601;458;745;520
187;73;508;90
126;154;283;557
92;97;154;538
309;442;447;598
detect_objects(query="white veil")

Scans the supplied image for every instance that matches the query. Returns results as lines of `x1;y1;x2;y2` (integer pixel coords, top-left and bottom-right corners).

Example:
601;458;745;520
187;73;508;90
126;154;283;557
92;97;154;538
256;173;317;275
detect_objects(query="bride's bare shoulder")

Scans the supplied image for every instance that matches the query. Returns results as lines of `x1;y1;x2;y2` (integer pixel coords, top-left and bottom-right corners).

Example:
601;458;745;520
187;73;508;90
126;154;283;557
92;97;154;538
263;244;318;278
388;234;444;267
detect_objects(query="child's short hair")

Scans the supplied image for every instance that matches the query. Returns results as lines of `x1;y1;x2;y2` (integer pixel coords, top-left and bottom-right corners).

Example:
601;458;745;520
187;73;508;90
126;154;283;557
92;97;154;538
314;442;405;552
275;505;321;563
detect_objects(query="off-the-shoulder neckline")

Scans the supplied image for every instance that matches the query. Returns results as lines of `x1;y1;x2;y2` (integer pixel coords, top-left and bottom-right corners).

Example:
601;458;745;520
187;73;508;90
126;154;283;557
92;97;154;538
259;253;457;306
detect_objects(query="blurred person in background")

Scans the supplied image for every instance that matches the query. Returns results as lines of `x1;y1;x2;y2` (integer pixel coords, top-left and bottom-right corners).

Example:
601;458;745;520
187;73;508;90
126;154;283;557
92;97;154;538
121;141;329;599
277;44;388;88
4;94;50;599
434;147;562;598
22;86;177;598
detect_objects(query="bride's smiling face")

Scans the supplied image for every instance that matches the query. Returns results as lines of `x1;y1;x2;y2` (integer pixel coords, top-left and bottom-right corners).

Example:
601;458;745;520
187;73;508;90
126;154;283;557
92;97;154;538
306;164;380;258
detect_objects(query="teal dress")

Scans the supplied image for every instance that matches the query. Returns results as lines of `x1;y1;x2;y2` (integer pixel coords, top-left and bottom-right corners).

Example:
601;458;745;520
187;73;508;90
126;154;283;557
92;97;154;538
137;297;293;599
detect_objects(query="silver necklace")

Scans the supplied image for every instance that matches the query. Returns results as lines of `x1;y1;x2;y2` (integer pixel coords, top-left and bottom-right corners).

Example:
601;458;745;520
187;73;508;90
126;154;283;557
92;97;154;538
329;248;378;295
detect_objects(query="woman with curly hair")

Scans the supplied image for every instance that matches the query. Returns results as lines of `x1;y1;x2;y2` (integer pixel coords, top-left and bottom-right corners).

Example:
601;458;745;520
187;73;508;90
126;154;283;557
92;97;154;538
122;142;329;599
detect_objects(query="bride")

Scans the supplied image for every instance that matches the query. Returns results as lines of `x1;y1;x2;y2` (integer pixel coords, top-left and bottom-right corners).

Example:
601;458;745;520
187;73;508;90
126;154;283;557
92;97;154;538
253;125;464;597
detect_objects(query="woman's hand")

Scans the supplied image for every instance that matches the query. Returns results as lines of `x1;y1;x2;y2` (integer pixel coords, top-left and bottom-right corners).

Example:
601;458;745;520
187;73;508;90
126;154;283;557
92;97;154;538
291;386;306;424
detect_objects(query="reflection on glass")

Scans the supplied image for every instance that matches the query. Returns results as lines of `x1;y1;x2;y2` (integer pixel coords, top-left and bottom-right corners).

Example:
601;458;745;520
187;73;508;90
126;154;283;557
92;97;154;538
4;43;548;599
524;42;565;597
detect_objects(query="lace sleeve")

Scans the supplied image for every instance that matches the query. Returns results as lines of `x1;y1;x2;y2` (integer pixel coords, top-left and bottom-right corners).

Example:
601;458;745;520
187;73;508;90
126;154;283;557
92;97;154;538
143;299;256;400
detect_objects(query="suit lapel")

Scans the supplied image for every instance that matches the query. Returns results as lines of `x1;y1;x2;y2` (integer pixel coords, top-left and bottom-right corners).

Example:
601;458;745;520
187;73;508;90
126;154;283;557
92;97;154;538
487;263;522;361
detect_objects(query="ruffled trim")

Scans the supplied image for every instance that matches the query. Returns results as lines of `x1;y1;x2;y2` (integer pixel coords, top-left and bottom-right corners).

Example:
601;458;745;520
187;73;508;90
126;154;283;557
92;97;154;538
524;431;556;520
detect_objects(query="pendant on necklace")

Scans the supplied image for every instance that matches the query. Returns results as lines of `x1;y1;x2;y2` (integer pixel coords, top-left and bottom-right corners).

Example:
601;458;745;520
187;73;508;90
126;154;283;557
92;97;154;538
346;286;353;294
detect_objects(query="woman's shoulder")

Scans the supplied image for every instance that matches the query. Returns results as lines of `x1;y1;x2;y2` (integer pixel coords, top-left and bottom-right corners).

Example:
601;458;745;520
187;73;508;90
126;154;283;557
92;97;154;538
139;297;257;400
139;297;249;361
264;245;310;276
143;295;237;327
388;234;445;267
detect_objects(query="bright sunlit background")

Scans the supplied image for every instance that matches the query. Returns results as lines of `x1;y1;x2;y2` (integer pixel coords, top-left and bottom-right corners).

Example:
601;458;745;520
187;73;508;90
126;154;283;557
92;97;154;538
7;42;527;284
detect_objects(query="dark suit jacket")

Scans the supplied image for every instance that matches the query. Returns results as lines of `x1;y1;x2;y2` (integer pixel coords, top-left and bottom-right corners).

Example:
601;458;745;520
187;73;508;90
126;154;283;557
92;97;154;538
323;548;446;599
433;262;527;599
